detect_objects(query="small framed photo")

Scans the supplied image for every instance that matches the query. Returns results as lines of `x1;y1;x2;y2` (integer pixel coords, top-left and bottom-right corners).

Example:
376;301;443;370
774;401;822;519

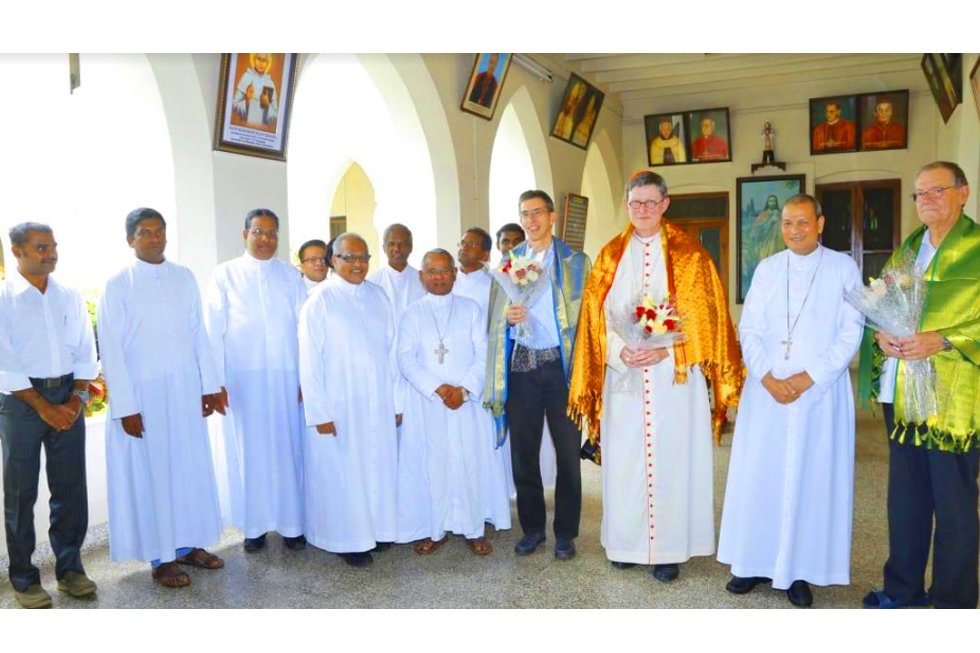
809;95;858;155
971;58;980;120
858;90;909;151
686;107;732;164
644;112;688;166
921;53;962;124
551;73;605;149
736;174;806;304
460;53;512;121
214;53;298;161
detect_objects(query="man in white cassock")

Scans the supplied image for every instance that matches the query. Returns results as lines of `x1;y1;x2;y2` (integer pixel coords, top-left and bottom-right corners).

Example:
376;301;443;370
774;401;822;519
98;208;228;589
205;209;307;553
299;233;401;568
717;194;864;608
453;227;493;322
395;249;511;556
367;223;424;319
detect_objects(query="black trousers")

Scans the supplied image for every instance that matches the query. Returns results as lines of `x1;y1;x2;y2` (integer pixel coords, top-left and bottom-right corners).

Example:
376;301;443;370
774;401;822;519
505;358;582;539
0;378;88;592
882;404;979;609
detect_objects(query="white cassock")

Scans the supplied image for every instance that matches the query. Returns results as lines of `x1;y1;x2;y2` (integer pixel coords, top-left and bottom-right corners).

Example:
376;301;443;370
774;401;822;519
717;245;863;589
98;259;223;563
454;266;556;492
367;264;425;319
303;276;323;295
299;277;400;552
205;254;306;539
600;232;714;565
395;293;512;542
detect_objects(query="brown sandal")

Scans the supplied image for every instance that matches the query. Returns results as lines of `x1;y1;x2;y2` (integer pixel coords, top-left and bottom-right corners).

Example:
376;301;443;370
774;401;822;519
175;548;225;570
466;537;493;556
152;562;191;588
412;536;448;555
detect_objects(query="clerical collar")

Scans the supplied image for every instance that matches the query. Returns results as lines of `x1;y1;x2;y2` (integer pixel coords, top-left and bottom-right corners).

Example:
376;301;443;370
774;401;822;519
787;245;822;263
134;257;166;269
633;232;660;245
331;275;364;294
386;264;412;275
427;292;454;305
244;252;274;266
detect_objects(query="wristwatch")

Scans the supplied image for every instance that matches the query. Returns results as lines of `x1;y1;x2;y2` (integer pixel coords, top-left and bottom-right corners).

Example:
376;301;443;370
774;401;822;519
941;336;953;352
460;388;470;401
72;389;91;403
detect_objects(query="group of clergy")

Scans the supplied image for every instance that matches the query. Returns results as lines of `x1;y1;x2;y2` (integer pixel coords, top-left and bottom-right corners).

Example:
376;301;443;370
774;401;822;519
2;160;977;609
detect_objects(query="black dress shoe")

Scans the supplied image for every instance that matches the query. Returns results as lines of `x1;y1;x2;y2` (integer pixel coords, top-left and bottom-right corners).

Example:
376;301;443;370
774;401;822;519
244;533;267;553
371;542;392;552
725;575;770;594
651;563;680;583
283;534;307;550
554;538;576;560
513;532;546;555
787;580;813;607
340;552;374;568
611;561;637;570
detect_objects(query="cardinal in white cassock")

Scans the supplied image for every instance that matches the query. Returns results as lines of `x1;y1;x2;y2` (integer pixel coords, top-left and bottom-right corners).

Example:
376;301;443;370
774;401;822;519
717;195;864;608
298;233;402;568
395;249;511;555
205;209;307;553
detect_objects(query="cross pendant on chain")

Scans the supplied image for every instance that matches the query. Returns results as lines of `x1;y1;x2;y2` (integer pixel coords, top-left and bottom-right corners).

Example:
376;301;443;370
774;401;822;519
434;340;449;364
781;337;792;360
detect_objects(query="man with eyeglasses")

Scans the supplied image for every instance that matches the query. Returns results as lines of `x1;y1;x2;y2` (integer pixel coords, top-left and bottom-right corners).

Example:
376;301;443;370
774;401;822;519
99;208;227;588
0;222;98;608
298;238;329;293
454;227;493;323
204;209;308;555
395;249;511;556
568;170;742;583
485;190;591;560
367;223;425;321
860;161;980;609
298;233;402;568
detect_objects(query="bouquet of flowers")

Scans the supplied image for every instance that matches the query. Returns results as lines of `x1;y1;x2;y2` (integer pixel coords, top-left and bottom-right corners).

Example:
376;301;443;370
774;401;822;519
613;292;686;351
608;293;685;392
487;252;549;341
845;248;937;422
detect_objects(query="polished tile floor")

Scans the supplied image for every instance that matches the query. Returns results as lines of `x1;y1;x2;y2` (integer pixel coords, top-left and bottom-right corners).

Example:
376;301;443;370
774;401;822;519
0;404;928;609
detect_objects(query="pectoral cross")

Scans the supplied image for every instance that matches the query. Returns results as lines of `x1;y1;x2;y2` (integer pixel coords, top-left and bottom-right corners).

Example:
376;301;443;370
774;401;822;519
781;336;792;360
434;340;449;364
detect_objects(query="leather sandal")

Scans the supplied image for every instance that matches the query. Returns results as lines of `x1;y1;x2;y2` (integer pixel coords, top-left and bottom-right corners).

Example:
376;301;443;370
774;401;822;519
152;562;191;588
466;537;493;556
175;548;225;570
412;536;448;555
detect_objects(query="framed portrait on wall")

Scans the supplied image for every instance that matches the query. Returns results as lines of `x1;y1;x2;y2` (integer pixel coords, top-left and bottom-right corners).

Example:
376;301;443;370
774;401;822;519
214;53;298;161
736;174;806;304
686;107;732;163
921;53;962;124
551;73;605;150
809;95;858;154
971;58;980;119
644;112;688;166
460;53;512;121
858;90;909;151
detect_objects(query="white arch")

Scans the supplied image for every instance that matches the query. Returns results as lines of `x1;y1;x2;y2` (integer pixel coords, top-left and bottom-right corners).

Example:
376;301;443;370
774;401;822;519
287;54;459;269
582;127;625;256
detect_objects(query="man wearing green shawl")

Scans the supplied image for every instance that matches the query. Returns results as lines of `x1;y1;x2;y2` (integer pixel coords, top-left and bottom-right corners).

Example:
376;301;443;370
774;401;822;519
860;161;980;610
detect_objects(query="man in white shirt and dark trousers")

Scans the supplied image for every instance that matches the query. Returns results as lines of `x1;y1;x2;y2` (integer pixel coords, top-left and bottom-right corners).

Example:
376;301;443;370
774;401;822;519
0;222;99;609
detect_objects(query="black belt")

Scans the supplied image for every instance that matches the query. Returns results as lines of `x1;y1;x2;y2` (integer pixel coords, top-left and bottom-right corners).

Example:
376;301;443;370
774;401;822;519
29;374;73;389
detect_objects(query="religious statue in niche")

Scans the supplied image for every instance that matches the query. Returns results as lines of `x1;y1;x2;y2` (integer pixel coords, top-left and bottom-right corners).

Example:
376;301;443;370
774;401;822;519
751;121;786;172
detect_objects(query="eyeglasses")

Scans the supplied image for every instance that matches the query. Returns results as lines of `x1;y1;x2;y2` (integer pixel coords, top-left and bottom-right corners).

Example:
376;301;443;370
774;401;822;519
628;198;667;210
248;228;279;239
910;186;952;202
301;257;326;265
519;207;550;220
335;253;371;264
